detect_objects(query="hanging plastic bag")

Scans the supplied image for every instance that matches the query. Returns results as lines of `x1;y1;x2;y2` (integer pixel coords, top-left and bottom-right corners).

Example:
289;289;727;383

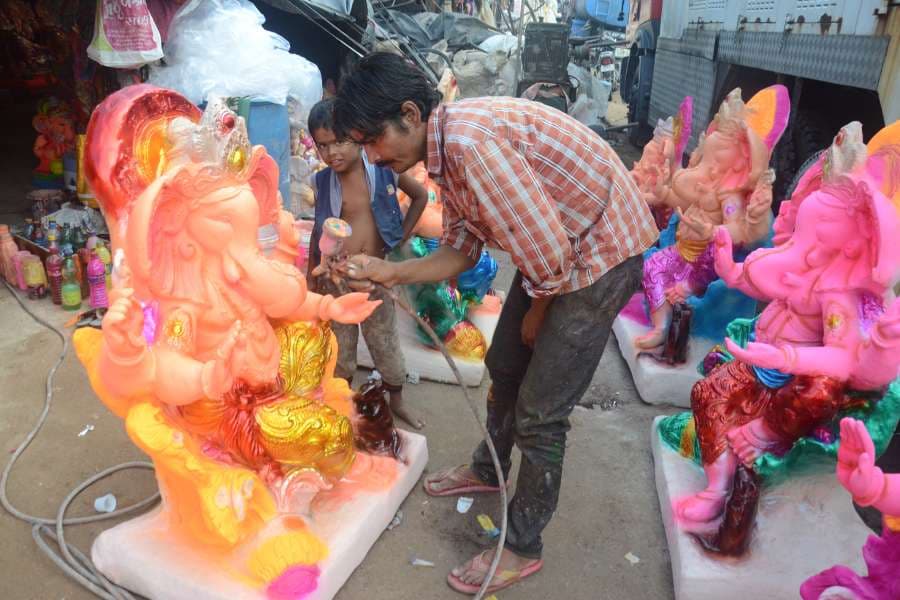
149;0;322;118
87;0;164;69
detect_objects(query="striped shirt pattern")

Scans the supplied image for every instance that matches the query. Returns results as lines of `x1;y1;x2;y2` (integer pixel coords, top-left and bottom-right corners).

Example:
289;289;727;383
426;97;658;297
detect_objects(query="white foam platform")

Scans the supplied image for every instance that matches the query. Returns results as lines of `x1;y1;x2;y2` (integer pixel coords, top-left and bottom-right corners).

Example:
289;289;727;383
92;431;428;600
612;315;713;408
357;304;500;387
651;416;871;600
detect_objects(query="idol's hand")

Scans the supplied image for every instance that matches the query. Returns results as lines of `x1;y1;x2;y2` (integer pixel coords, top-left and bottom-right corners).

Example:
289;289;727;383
724;338;788;370
836;417;885;506
327;292;382;324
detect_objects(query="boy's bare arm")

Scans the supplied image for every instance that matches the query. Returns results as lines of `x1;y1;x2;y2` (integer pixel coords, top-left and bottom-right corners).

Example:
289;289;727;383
397;172;429;242
306;228;320;293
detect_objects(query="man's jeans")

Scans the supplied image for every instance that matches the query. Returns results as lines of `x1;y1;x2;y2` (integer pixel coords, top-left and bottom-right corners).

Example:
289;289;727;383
471;254;643;559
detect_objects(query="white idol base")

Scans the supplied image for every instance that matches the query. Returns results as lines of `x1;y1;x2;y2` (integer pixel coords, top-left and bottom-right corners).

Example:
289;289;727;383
357;301;501;387
91;431;428;600
612;314;714;408
651;416;871;600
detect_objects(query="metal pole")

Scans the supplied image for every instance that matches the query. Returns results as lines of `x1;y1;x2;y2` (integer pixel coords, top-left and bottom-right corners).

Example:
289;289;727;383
515;0;526;83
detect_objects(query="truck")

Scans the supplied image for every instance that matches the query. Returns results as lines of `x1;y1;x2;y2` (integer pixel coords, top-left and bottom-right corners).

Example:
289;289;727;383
620;0;900;202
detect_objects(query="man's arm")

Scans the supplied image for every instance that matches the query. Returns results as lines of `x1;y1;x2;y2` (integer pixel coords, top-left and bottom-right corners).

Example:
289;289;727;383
395;244;476;284
397;172;429;242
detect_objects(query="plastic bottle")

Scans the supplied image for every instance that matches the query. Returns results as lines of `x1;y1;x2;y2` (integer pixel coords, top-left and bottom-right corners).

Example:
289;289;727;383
61;256;82;311
46;248;63;305
77;248;92;298
95;241;112;290
0;224;19;284
23;255;47;299
87;250;108;309
12;251;29;290
32;222;45;246
73;226;87;251
46;221;59;253
23;218;34;240
60;224;74;256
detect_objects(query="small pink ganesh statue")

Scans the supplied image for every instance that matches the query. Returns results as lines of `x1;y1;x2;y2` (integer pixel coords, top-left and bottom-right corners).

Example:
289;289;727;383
631;96;693;231
33;98;76;186
671;120;900;555
635;85;790;350
801;417;900;600
73;85;406;598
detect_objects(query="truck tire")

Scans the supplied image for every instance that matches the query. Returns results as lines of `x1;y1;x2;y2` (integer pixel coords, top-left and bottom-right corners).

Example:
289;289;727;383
773;110;831;211
626;51;653;147
783;149;824;202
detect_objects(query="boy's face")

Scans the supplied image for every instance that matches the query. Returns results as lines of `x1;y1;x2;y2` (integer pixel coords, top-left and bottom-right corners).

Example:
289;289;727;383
312;127;360;173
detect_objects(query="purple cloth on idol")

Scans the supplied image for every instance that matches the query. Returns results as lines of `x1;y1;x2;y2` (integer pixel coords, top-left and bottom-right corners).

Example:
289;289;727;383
800;527;900;600
642;242;716;311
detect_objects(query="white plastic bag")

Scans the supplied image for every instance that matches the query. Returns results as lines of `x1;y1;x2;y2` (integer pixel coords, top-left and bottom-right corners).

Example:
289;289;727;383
149;0;322;119
87;0;163;68
478;33;519;55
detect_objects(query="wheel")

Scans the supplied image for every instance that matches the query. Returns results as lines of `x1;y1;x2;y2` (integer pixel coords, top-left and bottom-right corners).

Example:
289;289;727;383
626;53;653;147
772;109;832;212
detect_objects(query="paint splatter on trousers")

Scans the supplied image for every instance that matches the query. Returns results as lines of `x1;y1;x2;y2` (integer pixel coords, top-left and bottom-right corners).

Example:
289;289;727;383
471;254;643;559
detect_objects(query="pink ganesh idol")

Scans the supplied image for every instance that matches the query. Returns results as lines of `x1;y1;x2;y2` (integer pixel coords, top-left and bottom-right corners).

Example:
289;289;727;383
632;96;693;231
801;417;900;600
635;85;790;349
71;85;422;600
675;120;900;553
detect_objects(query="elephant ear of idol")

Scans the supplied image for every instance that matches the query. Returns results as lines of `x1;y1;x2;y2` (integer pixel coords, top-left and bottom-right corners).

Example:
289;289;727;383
84;85;282;296
864;119;900;289
84;85;202;243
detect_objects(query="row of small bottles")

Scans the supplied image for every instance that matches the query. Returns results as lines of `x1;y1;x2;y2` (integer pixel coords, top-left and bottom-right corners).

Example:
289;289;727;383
1;223;110;311
29;219;93;256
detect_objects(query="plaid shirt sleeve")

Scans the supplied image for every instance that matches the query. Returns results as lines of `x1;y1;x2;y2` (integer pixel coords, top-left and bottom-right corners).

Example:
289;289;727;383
462;139;572;298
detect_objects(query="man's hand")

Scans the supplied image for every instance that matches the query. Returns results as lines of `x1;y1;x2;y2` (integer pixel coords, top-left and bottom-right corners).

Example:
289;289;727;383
340;255;400;291
521;297;552;348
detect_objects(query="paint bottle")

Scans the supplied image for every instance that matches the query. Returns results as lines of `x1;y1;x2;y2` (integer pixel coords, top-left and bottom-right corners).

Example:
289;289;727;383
61;256;82;311
46;221;59;253
46;248;63;305
72;225;87;251
32;221;45;246
60;224;74;256
0;224;19;284
87;250;108;309
23;255;47;299
12;251;30;290
95;241;112;289
77;247;93;298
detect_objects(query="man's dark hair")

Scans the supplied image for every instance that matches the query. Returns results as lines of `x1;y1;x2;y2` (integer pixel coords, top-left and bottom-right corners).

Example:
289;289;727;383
308;98;336;134
333;52;441;142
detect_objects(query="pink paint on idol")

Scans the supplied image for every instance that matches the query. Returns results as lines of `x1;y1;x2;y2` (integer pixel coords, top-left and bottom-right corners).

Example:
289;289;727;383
266;564;320;600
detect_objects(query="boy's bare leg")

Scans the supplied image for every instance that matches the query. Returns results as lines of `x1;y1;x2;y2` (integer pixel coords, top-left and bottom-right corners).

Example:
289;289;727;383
361;286;424;429
386;385;424;430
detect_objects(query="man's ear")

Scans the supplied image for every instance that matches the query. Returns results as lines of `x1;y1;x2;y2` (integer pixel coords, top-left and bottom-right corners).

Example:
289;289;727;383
400;100;423;127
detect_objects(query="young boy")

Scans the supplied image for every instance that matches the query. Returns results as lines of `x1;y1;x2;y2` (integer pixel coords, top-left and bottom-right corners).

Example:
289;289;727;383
307;98;429;429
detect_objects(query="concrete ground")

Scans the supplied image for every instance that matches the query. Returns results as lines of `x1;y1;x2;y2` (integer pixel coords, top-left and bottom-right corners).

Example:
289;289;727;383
0;97;679;599
0;256;678;600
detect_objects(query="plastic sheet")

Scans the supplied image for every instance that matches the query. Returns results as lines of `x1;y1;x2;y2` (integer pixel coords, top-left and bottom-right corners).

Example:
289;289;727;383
149;0;322;119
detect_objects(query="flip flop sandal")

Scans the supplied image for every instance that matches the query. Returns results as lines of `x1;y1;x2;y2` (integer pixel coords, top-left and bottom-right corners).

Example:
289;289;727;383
446;550;544;595
423;465;506;497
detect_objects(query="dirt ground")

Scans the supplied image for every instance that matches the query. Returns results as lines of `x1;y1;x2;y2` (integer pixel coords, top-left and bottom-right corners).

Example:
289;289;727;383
0;97;678;600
